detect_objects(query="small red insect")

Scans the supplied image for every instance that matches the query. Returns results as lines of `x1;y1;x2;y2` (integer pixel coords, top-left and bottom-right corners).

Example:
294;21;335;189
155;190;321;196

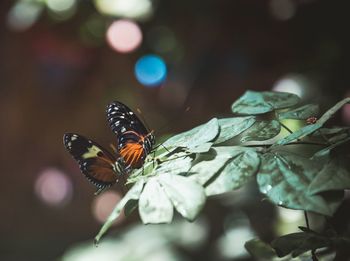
306;117;318;124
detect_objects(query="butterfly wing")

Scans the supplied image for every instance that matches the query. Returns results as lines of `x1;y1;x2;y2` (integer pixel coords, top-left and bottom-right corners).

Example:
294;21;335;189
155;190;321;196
63;133;123;193
106;101;155;169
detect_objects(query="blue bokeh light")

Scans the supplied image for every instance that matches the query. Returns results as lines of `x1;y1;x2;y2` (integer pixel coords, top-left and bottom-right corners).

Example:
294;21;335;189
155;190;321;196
134;54;167;87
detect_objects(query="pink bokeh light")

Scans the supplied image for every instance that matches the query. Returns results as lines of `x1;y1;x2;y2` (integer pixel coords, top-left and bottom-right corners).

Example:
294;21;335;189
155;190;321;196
92;190;124;224
106;19;142;53
35;167;73;207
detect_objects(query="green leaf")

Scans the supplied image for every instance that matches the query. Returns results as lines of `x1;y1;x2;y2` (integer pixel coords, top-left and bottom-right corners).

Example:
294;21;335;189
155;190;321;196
271;231;331;258
190;147;246;185
138;177;174;224
308;159;350;195
205;148;260;196
156;153;193;175
158;173;206;221
312;136;350;158
257;152;342;216
187;142;213;153
278;104;319;120
240;120;281;142
124;200;138;217
94;179;145;245
276;97;350;145
244;239;277;259
163;118;219;149
313;127;350;136
275;123;322;146
231;91;300;115
214;116;256;144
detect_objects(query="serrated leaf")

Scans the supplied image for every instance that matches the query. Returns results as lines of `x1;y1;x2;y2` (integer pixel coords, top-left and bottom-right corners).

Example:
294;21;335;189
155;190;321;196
257;152;342;216
278;104;319;120
244;238;277;259
139;178;173;224
214;116;256;144
240;120;281;142
163;118;219;149
158;173;206;221
308;159;350;195
271;232;331;258
276;97;350;145
205;148;260;196
95;179;145;244
190;147;246;185
231;91;300;115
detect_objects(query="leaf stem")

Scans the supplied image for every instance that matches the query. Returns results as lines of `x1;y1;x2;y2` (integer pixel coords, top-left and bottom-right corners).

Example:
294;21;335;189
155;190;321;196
279;121;294;134
304;211;318;261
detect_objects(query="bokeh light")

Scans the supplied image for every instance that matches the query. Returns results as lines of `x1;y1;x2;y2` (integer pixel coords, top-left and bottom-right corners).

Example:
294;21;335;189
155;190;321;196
106;20;142;53
272;75;305;97
92;191;124;224
35;168;73;207
269;0;296;21
46;0;77;20
135;55;167;87
46;0;76;13
7;0;43;31
94;0;153;21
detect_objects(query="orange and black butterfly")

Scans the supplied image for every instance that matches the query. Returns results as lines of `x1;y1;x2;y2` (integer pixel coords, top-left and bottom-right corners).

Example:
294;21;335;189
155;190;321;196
63;101;155;194
106;101;155;171
63;133;126;195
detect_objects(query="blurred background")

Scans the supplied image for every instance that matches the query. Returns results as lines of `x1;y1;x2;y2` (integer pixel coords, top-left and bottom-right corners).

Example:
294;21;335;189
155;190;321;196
0;0;349;260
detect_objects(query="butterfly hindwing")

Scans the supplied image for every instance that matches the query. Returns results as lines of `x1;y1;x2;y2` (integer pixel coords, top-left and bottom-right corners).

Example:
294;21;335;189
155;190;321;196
63;133;123;191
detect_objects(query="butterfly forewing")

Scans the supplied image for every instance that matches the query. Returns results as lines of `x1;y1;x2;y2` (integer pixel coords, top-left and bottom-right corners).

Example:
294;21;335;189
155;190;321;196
106;101;155;169
63;133;123;191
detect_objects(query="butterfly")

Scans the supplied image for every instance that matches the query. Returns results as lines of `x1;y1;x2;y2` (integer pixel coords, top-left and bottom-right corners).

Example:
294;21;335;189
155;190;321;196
63;133;126;195
63;101;155;194
106;101;155;171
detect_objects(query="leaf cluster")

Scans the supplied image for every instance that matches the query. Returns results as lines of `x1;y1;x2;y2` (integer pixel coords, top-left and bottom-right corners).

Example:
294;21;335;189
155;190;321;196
95;91;350;251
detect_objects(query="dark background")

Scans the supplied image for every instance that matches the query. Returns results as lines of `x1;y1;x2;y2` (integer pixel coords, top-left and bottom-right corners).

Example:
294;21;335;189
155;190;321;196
0;0;349;260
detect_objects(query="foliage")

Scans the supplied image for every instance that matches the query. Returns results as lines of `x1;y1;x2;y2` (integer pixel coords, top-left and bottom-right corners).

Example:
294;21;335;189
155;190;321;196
95;90;350;259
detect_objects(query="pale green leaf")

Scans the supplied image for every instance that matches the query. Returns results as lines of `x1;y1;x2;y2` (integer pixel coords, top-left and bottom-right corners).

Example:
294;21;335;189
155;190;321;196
205;148;260;196
308;159;350;195
190;147;246;185
278;104;319;120
163;118;219;148
257;152;342;216
187;142;213;153
94;179;145;244
214;117;256;144
139;178;173;224
158;173;206;221
231;91;300;115
240;120;281;142
155;153;193;174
